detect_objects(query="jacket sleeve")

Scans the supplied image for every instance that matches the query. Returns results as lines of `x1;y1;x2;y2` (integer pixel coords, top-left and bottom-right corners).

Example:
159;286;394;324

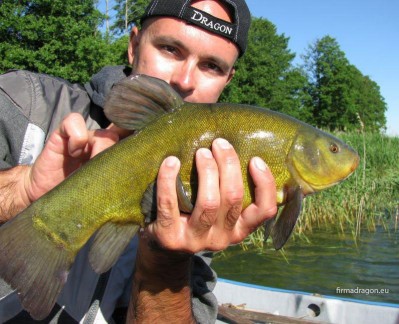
0;77;31;169
191;252;218;323
0;70;95;170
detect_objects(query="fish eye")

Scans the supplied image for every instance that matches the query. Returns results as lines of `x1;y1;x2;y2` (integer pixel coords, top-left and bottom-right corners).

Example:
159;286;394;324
329;143;340;153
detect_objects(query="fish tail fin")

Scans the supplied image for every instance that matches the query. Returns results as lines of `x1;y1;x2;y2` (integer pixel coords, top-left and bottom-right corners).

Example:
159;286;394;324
0;209;73;320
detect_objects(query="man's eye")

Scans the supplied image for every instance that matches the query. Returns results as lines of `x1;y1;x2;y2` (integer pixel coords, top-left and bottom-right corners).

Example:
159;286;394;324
161;45;177;54
204;62;222;73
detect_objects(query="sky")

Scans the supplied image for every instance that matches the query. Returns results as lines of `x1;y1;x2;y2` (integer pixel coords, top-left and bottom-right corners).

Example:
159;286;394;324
245;0;398;136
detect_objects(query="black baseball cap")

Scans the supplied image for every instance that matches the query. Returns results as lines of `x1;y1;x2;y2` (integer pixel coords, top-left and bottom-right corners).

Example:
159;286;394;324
141;0;251;57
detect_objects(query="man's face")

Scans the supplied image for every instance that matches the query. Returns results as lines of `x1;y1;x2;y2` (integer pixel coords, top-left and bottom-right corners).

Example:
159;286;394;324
129;1;239;103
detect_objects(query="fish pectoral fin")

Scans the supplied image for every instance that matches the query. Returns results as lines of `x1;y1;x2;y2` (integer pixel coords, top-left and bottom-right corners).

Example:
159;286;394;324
176;175;194;214
104;74;184;131
271;187;304;250
141;181;158;223
141;177;194;223
0;209;74;320
89;222;139;274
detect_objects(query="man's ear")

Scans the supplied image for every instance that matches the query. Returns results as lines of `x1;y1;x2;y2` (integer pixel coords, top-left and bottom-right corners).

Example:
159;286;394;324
226;68;236;85
128;26;140;65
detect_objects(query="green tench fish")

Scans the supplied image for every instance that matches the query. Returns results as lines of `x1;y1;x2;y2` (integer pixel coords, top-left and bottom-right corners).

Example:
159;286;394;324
0;74;359;320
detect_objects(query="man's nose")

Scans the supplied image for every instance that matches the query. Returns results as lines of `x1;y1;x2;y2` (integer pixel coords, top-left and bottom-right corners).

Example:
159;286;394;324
170;61;196;98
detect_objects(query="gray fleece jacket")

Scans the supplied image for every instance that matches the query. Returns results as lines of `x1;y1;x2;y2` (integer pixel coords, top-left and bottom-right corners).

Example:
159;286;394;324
0;67;217;323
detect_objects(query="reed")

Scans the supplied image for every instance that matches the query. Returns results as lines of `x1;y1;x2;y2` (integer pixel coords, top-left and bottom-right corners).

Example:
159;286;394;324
245;131;399;248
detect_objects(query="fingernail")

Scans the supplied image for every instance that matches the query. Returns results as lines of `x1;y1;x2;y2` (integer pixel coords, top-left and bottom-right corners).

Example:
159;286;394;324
165;156;179;168
70;148;84;157
198;148;213;159
254;157;268;171
215;138;232;149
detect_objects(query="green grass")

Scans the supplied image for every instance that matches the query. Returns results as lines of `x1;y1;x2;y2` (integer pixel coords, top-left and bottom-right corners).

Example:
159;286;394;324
245;132;399;248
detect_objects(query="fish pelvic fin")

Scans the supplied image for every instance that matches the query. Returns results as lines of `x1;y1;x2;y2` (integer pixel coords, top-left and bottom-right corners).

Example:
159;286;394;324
89;222;139;274
104;74;184;131
263;216;276;242
0;209;74;320
271;187;304;250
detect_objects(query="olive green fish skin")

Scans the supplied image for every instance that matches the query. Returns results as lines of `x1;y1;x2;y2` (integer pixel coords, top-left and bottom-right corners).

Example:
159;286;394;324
31;104;285;254
31;102;358;256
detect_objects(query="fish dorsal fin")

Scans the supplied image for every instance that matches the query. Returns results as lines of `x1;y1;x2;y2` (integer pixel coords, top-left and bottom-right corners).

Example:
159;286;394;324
271;187;304;250
89;222;139;274
104;74;184;130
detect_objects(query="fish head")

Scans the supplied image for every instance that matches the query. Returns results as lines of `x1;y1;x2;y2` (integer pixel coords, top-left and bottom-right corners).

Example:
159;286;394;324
289;128;360;194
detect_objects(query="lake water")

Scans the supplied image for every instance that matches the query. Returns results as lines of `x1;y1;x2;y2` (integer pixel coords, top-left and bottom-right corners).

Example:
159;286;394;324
213;225;399;305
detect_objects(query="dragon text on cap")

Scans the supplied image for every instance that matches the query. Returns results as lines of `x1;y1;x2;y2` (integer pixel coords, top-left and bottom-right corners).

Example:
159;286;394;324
190;9;234;35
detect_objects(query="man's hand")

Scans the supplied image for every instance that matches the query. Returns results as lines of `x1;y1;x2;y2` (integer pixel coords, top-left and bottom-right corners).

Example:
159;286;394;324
129;138;277;323
147;137;277;253
23;113;119;203
0;113;119;222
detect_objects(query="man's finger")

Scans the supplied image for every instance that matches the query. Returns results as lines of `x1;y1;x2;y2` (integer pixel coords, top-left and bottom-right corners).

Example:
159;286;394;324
58;113;89;157
106;123;134;139
189;148;220;236
238;157;277;236
155;156;181;231
212;138;243;231
89;129;119;157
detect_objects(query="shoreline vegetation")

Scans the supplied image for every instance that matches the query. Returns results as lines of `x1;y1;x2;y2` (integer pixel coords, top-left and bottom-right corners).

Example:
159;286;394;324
245;131;399;249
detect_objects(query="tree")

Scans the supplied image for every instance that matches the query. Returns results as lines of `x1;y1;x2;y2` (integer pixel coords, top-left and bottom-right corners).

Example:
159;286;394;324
302;36;386;131
220;17;312;122
111;0;150;35
0;0;127;83
349;66;387;132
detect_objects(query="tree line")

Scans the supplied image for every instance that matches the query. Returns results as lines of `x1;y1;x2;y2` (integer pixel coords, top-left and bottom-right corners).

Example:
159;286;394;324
0;0;386;132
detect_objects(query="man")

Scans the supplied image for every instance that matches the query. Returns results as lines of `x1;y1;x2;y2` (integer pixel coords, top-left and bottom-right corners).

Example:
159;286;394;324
0;0;277;322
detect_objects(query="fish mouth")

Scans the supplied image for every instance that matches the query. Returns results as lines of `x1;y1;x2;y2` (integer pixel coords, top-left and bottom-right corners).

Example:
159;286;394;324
307;158;359;192
308;180;343;192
